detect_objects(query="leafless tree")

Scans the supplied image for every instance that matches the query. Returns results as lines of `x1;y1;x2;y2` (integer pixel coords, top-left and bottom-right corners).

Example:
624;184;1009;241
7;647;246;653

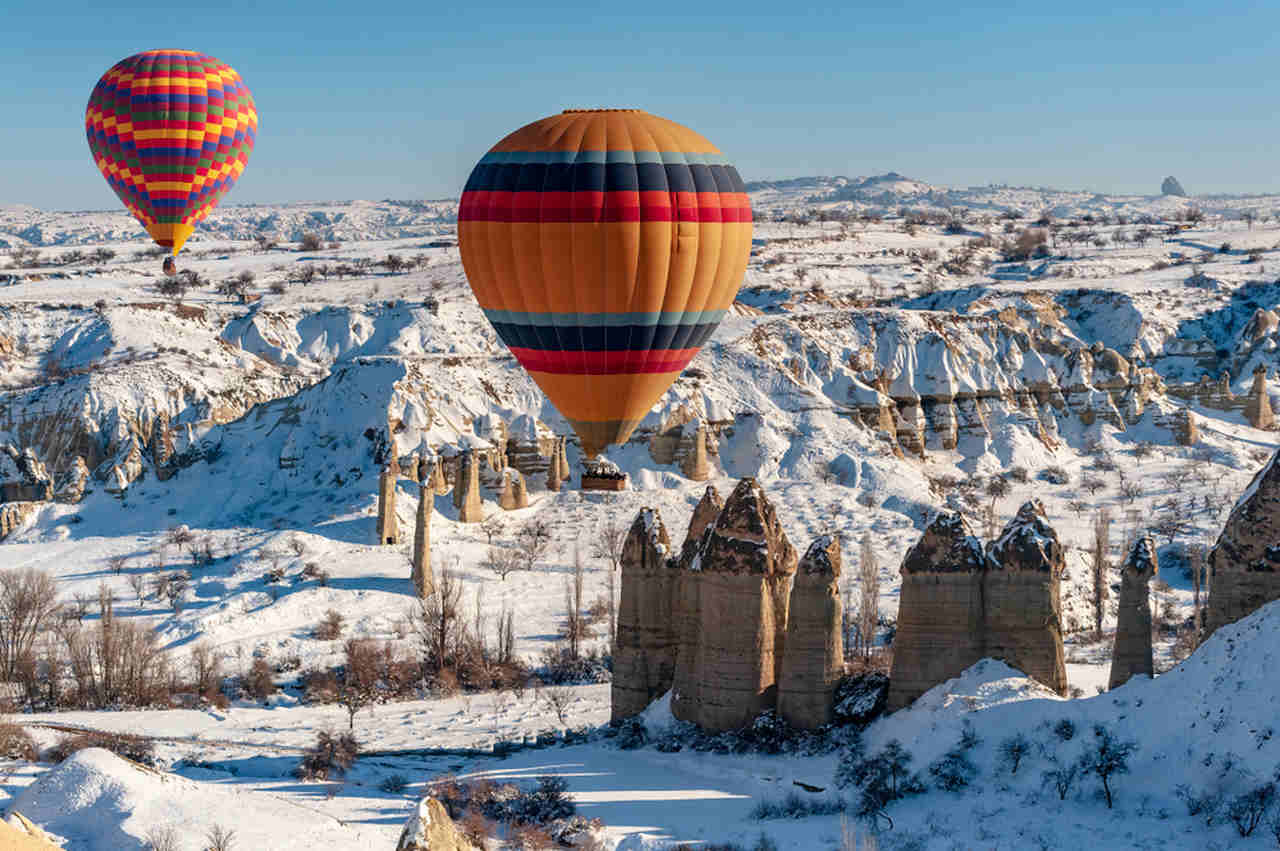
341;638;380;731
563;547;589;660
479;515;506;547
516;519;552;572
0;568;60;679
1119;481;1143;505
205;824;238;851
107;554;128;575
412;560;463;675
299;232;323;251
482;546;522;581
127;573;147;606
591;514;626;573
541;685;573;726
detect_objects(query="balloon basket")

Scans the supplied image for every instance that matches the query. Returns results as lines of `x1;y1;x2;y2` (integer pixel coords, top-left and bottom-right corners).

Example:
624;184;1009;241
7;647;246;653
581;475;627;492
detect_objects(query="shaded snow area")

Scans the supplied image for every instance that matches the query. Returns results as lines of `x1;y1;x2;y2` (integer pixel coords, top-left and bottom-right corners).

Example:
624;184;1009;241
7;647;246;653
1;190;1280;848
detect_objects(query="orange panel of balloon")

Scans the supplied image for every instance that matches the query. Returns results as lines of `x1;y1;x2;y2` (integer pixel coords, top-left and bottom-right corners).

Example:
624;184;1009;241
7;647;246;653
458;109;753;458
85;50;257;257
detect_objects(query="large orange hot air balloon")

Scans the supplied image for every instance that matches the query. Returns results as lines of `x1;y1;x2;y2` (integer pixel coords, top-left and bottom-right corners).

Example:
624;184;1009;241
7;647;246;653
85;50;257;258
459;109;752;458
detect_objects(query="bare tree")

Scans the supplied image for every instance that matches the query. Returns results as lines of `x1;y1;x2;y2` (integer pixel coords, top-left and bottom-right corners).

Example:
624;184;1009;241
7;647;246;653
107;554;128;575
299;232;323;251
340;638;380;731
1091;508;1111;640
563;546;589;660
128;573;147;606
482;546;522;581
412;560;463;675
591;514;626;573
515;519;552;572
0;568;60;679
205;824;238;851
541;685;573;726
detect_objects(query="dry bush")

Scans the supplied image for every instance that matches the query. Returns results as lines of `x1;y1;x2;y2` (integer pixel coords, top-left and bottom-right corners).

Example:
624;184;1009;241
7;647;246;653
314;609;344;640
297;728;359;780
205;824;237;851
49;730;154;765
246;657;276;701
144;825;180;851
0;720;37;760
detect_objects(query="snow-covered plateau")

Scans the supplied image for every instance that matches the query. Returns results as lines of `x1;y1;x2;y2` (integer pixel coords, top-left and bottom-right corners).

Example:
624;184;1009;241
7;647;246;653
2;176;1280;849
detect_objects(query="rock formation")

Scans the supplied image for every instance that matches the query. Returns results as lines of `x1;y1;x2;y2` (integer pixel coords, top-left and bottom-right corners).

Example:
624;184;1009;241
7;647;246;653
545;456;561;492
1161;176;1187;196
1207;449;1280;633
0;502;38;541
777;535;843;730
395;796;480;851
556;436;571;484
411;484;432;599
149;410;177;480
452;449;483;523
680;485;724;565
504;414;556;478
984;500;1068;697
672;478;797;732
498;469;527;510
1109;535;1157;689
376;463;399;545
53;456;89;503
680;422;712;480
0;812;63;851
1244;365;1274;430
428;455;449;496
888;512;990;711
611;508;678;722
99;437;144;496
0;445;53;503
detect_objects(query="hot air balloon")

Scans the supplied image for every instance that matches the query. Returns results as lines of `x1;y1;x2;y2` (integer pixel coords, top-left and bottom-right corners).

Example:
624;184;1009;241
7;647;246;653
459;109;752;459
85;50;257;266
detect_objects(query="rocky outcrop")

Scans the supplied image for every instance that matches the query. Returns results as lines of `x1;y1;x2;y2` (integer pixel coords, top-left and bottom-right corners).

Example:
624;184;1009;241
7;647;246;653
612;508;678;722
556;436;571;484
888;512;990;711
777;535;843;730
1244;365;1274;430
680;422;712;480
504;414;556;479
0;812;63;851
452;449;483;523
0;445;52;503
1173;409;1199;445
411;484;432;598
396;796;480;851
149;410;177;480
680;485;724;564
0;502;38;541
672;478;797;732
1109;536;1157;689
498;469;528;510
1207;449;1280;633
1161;176;1187;196
53;456;89;503
98;437;144;495
427;455;449;496
376;463;399;545
984;500;1068;697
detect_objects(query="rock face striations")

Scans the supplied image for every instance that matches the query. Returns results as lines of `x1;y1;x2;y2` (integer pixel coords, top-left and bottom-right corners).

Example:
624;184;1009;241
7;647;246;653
613;479;846;732
1109;535;1158;689
888;501;1067;711
776;535;844;730
1207;449;1280;633
611;508;679;722
672;478;798;731
984;500;1068;696
888;512;991;711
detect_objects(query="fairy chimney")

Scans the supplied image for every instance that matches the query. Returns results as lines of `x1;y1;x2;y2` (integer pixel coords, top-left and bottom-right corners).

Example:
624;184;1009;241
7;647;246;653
984;500;1068;696
681;423;712;481
1245;365;1275;430
776;535;843;730
672;478;797;732
1109;535;1157;689
411;483;433;599
452;450;484;523
612;508;678;721
376;463;399;545
1207;449;1280;633
887;512;989;711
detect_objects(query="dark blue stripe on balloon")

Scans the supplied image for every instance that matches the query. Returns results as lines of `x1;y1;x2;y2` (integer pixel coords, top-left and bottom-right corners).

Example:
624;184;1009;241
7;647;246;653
464;162;745;194
487;322;718;352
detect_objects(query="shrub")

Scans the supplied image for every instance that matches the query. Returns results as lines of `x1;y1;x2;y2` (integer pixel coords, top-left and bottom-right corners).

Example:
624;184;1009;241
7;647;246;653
1227;782;1275;837
246;657;276;700
1039;466;1069;485
0;721;37;760
297;728;359;780
379;774;409;794
1077;724;1137;809
615;716;647;750
49;730;154;766
999;733;1030;775
1042;759;1078;801
299;232;323;251
144;825;181;851
929;748;976;791
1052;718;1076;742
749;791;845;820
314;609;344;640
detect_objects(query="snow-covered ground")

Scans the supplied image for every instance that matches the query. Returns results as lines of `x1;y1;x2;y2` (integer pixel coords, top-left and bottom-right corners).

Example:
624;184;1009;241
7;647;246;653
2;181;1280;848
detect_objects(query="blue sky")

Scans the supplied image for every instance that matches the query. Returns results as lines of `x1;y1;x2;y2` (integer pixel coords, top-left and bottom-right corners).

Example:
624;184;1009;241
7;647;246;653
6;0;1279;208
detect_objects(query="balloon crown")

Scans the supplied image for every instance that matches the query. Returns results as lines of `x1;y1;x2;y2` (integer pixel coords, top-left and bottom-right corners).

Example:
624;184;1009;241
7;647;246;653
561;108;642;113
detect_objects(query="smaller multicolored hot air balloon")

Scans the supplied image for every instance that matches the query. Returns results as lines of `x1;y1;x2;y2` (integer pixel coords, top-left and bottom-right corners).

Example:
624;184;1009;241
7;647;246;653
459;109;752;458
85;50;257;261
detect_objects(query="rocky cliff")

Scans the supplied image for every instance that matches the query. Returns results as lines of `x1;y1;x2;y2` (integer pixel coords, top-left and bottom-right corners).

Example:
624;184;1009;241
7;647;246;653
1207;449;1280;633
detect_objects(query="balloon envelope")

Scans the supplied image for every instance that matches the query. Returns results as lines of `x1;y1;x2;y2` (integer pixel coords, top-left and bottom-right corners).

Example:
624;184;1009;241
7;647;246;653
86;49;257;255
459;109;752;458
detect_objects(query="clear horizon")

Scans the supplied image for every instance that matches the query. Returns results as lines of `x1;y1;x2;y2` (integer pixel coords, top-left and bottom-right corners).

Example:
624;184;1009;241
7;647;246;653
7;0;1280;209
